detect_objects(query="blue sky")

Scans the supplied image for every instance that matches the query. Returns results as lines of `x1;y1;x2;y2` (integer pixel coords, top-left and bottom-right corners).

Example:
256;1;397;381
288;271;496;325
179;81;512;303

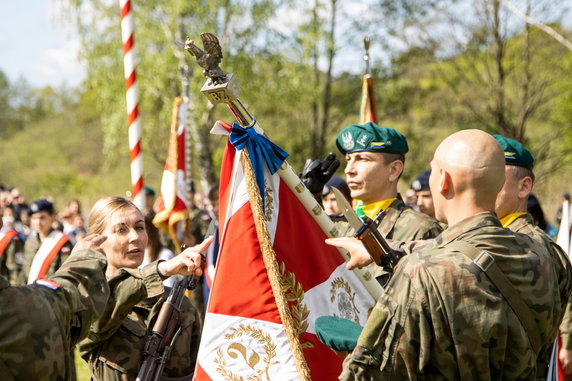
0;0;84;88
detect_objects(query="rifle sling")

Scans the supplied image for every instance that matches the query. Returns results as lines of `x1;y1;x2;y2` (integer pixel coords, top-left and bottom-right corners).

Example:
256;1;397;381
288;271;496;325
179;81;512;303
451;240;541;355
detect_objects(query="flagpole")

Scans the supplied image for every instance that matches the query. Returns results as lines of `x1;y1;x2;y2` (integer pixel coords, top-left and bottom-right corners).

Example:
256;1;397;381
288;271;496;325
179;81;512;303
119;0;144;210
180;65;193;207
360;36;378;125
185;35;383;301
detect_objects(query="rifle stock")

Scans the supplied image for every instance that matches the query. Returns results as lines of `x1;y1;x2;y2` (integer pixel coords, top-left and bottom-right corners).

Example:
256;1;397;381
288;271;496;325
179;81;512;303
136;273;200;381
354;212;406;270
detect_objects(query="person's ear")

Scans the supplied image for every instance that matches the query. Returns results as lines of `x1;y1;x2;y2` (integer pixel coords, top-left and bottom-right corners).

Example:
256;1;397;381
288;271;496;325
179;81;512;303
388;160;404;182
518;176;533;200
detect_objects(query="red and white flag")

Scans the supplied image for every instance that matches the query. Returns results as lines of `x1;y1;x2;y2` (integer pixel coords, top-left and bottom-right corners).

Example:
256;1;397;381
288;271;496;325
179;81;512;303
360;74;378;124
153;97;190;248
194;121;380;380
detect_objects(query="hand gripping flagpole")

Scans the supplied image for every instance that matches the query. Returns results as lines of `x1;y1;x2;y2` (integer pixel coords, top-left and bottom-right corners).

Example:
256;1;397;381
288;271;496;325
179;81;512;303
119;0;145;210
183;33;382;301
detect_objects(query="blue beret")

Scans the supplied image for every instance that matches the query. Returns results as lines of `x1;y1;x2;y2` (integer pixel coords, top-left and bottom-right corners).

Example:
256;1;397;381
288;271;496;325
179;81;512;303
411;169;431;191
29;199;54;215
322;176;351;201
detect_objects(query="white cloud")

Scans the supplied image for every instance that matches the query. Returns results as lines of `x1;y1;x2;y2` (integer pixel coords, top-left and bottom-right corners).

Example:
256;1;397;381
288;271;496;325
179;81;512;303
34;39;85;87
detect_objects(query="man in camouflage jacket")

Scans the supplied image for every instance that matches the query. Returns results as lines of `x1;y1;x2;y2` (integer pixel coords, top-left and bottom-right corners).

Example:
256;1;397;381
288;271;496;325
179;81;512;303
492;134;572;375
335;122;443;282
328;130;568;379
0;234;109;380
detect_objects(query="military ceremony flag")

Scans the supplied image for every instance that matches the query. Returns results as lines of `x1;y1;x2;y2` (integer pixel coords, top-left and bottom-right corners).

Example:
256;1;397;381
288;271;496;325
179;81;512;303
153;97;190;248
549;200;572;380
194;121;379;380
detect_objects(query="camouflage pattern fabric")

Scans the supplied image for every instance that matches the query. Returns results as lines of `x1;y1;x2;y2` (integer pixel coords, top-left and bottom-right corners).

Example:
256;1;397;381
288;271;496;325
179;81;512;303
79;261;202;381
0;249;109;381
507;214;572;354
338;197;443;242
0;232;24;286
337;196;443;283
22;229;73;286
340;212;571;380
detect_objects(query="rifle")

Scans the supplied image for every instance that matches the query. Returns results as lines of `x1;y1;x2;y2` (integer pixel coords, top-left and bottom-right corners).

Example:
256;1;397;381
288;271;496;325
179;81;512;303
136;247;203;381
332;187;405;270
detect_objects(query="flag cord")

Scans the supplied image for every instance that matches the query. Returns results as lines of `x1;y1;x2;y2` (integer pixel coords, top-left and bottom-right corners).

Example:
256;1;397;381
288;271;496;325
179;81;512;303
241;151;312;381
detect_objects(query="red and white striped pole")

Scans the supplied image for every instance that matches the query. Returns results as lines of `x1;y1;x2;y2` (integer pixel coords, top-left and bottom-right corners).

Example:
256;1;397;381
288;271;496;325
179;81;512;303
119;0;145;210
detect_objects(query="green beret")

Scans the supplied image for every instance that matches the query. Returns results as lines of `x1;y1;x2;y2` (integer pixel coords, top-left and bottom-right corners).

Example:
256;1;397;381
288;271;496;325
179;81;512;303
315;316;363;352
492;134;534;169
336;122;409;155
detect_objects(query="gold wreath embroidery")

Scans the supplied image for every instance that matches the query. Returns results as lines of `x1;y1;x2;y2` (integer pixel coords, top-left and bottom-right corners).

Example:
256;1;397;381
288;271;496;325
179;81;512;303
214;324;279;381
278;262;314;349
264;181;274;221
330;277;360;323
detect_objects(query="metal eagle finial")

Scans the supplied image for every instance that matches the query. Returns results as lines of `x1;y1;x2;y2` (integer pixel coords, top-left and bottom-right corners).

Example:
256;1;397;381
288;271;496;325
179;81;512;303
184;33;227;85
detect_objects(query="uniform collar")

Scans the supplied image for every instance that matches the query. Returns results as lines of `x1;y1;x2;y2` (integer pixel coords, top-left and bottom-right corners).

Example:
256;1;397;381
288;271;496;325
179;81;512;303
356;197;398;219
499;212;527;228
504;212;534;231
435;211;502;247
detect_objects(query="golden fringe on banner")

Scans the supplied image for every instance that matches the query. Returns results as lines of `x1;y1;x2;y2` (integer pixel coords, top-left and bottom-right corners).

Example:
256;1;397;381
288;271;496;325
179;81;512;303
240;150;312;381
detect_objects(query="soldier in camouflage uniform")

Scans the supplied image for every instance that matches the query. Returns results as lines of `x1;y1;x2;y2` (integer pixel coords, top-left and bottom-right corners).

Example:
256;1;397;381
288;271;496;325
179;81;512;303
492;134;572;376
335;122;442;282
0;234;110;381
328;129;570;379
490;135;572;375
78;196;211;381
336;122;442;242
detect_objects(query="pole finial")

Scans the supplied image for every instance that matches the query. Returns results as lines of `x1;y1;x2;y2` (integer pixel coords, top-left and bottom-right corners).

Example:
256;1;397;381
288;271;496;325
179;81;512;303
363;36;371;75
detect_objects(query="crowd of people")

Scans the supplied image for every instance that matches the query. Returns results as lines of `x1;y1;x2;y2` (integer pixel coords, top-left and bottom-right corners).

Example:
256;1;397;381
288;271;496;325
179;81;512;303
0;122;571;380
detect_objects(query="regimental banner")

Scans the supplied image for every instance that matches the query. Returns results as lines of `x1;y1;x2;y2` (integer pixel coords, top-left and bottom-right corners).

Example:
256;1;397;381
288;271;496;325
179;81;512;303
153;97;190;248
195;122;377;380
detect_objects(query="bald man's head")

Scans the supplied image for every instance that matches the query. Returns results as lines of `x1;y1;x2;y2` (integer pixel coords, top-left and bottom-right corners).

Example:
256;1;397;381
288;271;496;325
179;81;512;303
430;130;505;223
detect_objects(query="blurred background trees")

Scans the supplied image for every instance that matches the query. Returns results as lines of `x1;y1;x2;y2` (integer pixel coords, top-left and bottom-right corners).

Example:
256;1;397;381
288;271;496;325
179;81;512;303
1;0;571;218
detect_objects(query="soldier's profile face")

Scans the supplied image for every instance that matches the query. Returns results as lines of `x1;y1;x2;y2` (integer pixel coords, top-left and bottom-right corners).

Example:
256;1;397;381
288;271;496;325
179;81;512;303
100;206;148;272
344;151;391;204
495;166;521;219
31;211;54;235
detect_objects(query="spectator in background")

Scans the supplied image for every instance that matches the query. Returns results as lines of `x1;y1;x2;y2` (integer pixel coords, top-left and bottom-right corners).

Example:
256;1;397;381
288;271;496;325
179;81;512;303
404;188;418;211
321;176;352;217
411;169;436;219
0;205;25;285
9;188;27;223
555;192;571;226
22;199;72;286
19;207;32;237
528;193;558;238
68;199;86;220
143;186;156;219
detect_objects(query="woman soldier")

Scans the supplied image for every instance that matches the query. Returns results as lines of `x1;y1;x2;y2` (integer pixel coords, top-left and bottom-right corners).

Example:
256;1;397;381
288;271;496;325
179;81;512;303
78;196;212;380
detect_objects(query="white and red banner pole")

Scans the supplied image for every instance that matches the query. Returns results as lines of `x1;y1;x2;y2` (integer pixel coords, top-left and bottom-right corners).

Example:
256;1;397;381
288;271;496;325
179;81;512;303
119;0;144;210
